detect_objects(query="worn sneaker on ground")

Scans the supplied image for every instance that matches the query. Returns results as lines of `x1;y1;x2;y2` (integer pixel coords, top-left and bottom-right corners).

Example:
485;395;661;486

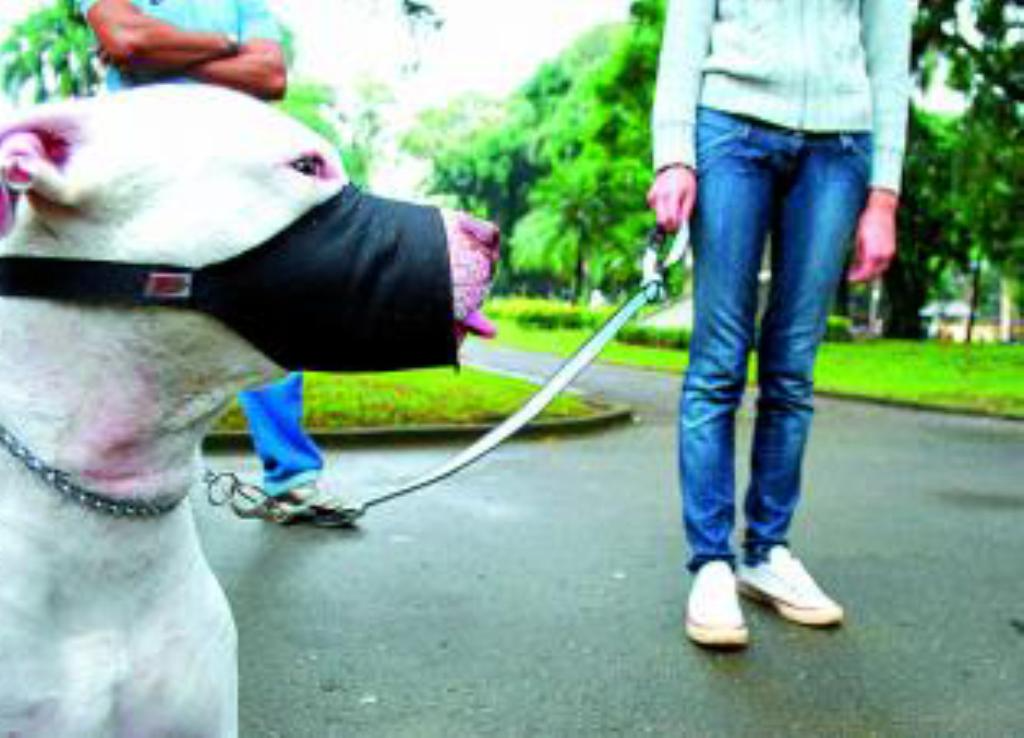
232;483;359;528
685;561;750;648
737;546;844;627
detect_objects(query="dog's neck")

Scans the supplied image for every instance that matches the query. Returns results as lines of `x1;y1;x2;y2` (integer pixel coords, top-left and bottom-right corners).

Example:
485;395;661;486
0;301;277;504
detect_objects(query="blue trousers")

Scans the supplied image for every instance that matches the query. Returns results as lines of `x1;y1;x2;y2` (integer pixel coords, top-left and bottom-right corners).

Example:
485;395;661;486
239;373;323;496
680;108;871;572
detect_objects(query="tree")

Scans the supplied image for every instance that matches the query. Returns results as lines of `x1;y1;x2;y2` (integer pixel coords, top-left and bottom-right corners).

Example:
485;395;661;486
406;0;675;301
333;80;395;187
883;109;971;338
914;1;1023;120
516;0;663;300
405;22;636;298
913;0;1023;275
0;0;101;103
404;93;544;292
900;0;1024;339
409;0;1020;312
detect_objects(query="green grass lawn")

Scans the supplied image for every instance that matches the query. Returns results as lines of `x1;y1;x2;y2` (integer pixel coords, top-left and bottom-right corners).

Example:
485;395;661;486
490;319;1024;418
214;366;594;432
814;341;1024;417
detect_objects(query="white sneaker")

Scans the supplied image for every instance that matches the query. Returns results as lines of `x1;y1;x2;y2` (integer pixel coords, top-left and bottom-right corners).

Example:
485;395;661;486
685;561;750;648
737;547;844;627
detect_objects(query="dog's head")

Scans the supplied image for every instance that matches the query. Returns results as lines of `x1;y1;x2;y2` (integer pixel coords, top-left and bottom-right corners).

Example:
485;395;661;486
0;84;345;264
0;86;498;496
0;85;499;369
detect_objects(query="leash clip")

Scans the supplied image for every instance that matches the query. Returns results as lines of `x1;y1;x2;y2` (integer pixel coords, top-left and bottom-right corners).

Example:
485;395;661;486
641;224;689;303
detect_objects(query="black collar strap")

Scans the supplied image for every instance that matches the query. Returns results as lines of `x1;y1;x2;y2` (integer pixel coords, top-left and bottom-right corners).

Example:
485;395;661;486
0;254;195;307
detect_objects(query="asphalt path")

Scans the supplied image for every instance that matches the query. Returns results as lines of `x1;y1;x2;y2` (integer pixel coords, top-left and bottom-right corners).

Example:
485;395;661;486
196;341;1024;738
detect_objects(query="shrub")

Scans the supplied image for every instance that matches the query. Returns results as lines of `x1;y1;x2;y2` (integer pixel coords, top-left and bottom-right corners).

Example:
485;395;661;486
618;324;691;349
489;298;693;349
825;316;853;343
487;298;611;330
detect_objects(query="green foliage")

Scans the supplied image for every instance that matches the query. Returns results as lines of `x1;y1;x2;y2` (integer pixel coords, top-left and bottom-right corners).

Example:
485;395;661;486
824;316;853;343
407;0;1020;337
813;341;1024;417
952;114;1024;276
486;297;611;330
493;319;1024;418
487;296;693;349
277;81;342;146
214;367;592;431
885;108;973;337
914;1;1023;122
336;80;395;188
505;9;664;301
279;79;394;189
913;1;1024;275
405;18;652;299
0;0;100;103
617;323;690;349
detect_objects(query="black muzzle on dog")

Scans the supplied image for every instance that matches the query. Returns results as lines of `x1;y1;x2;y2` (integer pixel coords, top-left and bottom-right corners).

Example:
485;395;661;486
0;185;457;372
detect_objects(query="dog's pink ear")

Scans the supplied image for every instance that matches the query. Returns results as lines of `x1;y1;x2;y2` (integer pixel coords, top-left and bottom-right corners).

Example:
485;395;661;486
0;110;82;233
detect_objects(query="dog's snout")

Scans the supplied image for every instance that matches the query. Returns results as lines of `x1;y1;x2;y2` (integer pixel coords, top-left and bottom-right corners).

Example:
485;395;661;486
455;214;501;262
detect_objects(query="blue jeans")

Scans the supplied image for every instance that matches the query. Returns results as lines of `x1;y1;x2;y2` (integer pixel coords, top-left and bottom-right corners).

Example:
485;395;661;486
239;373;323;496
680;108;871;572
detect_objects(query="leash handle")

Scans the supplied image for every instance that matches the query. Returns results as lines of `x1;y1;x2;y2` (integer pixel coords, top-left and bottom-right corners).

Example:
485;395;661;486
642;223;689;302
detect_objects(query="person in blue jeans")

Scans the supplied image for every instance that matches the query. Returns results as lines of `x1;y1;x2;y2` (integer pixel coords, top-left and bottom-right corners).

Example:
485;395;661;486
81;0;353;525
648;0;911;648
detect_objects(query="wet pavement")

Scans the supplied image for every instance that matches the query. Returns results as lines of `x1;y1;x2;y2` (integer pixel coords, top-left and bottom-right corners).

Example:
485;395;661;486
196;342;1024;738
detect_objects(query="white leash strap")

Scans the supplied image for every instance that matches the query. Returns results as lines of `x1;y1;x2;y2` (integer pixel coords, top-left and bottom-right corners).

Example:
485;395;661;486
338;227;689;524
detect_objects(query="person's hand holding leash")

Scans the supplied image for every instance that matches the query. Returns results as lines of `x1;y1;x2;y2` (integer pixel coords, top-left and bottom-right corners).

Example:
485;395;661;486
848;189;899;283
647;164;697;233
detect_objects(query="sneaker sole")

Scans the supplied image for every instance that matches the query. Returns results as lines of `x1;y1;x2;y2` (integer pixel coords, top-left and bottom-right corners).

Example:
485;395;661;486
685;619;750;649
737;582;844;627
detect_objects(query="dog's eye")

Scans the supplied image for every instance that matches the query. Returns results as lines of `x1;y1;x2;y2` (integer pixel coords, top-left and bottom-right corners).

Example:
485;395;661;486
290;153;326;178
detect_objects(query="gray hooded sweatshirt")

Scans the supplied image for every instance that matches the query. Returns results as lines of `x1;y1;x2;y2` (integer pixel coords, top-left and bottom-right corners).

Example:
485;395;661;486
652;0;913;192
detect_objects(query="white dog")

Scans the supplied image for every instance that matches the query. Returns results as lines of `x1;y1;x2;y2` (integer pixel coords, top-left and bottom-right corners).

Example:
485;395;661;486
0;85;498;737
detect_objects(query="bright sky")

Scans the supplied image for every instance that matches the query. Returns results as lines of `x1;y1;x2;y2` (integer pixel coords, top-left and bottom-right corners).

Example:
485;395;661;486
272;0;632;106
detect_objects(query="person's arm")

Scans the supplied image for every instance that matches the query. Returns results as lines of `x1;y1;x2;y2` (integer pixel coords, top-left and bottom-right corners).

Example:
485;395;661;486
84;0;237;73
648;0;715;231
861;0;913;195
848;0;913;283
651;0;715;173
188;39;286;100
186;0;286;100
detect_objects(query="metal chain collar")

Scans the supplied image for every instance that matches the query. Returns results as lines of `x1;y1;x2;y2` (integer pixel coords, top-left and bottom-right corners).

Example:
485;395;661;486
0;418;353;523
203;470;365;526
0;420;183;519
204;469;270;509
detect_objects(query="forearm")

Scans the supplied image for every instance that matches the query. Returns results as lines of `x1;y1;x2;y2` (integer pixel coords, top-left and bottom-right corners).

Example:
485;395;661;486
651;0;715;171
187;41;287;100
862;0;913;193
87;2;236;72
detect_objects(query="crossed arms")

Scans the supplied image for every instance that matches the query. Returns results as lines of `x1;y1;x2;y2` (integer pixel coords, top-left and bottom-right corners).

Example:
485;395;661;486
84;0;286;100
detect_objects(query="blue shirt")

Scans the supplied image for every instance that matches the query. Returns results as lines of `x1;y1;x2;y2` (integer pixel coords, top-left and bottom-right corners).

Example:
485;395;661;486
78;0;281;91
